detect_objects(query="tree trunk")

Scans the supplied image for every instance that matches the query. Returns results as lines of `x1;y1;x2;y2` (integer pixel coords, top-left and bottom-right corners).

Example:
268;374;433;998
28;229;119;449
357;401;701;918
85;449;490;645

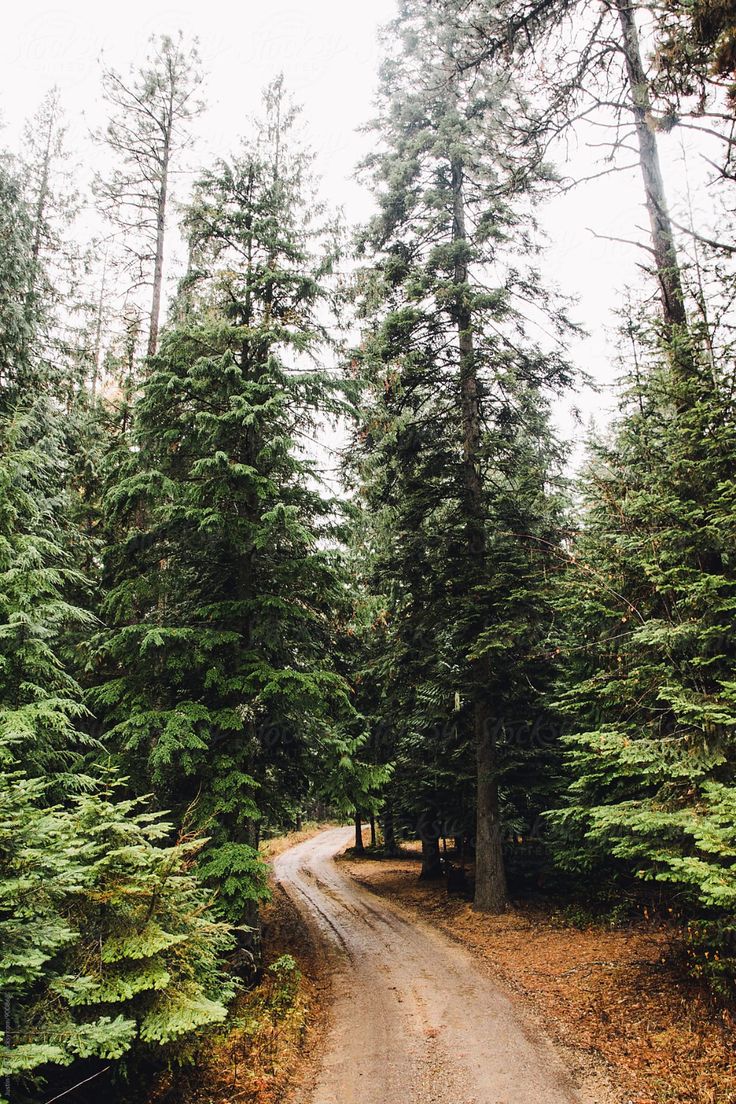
354;812;365;854
239;819;262;978
147;107;172;357
383;804;400;857
147;166;167;356
475;724;507;910
419;831;443;880
369;813;377;848
92;250;109;398
614;0;688;337
450;156;508;913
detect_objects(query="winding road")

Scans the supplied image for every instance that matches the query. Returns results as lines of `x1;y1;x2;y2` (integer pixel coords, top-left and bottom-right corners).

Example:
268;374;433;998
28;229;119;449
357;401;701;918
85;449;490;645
273;826;597;1104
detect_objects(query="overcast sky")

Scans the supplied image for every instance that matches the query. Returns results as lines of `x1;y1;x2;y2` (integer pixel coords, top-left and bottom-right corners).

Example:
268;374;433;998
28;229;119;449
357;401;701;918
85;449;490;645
0;0;712;463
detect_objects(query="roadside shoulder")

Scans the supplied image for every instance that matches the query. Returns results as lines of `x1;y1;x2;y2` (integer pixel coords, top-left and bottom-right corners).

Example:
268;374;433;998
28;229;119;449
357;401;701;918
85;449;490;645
342;850;736;1104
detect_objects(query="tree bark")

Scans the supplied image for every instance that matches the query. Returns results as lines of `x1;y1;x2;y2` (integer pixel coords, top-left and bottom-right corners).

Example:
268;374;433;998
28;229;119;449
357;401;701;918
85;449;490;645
91;250;109;398
383;804;400;857
238;819;262;979
614;0;688;336
354;812;365;854
147;121;171;358
419;830;443;880
450;156;508;913
475;724;507;909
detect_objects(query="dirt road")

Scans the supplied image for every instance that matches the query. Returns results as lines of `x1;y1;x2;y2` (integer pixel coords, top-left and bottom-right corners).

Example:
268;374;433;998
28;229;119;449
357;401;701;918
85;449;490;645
273;826;599;1104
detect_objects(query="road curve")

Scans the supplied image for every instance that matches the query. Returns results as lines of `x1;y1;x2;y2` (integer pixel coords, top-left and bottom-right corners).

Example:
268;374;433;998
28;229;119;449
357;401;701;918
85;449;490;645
273;826;593;1104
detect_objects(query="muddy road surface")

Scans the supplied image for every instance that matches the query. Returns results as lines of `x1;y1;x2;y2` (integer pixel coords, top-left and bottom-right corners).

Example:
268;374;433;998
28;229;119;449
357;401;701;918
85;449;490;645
273;826;600;1104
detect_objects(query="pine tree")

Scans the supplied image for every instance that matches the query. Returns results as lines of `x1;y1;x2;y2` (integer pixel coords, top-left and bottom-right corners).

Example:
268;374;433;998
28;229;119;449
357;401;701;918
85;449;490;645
0;772;233;1103
0;156;37;405
351;0;572;908
462;0;693;342
0;400;95;786
95;33;204;357
92;81;354;931
20;89;79;324
552;322;736;990
0;135;233;1101
0;414;233;1102
654;0;736;111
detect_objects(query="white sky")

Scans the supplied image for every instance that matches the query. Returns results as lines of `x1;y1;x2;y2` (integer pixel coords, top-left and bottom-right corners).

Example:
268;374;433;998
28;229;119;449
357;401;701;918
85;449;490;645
0;0;717;466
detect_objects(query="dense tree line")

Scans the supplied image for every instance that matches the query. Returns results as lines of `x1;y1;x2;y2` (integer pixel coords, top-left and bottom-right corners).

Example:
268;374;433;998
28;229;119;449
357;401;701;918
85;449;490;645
2;0;736;1097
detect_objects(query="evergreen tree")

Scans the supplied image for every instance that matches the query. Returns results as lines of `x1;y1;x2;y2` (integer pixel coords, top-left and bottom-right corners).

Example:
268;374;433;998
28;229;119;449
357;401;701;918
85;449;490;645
92;81;354;930
0;156;37;404
351;0;572;907
0;124;234;1102
20;89;79;326
654;0;736;111
0;413;232;1102
0;401;94;787
95;32;204;357
462;0;711;366
552;324;736;990
0;771;233;1104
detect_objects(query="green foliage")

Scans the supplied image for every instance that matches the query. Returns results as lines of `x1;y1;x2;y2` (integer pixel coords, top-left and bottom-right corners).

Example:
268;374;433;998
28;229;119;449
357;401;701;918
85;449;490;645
197;842;270;921
0;401;96;787
551;325;736;981
5;18;736;1103
91;81;356;923
0;391;234;1100
265;955;301;1017
655;0;736;106
317;724;393;818
683;917;736;997
0;761;234;1096
345;0;572;865
0;156;37;406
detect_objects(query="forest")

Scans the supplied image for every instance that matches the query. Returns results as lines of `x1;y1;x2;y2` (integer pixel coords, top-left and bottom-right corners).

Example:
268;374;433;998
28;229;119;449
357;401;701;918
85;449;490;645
2;0;736;1101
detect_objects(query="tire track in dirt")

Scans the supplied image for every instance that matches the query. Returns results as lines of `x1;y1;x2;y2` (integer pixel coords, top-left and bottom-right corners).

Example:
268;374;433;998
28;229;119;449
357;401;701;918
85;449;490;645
274;827;603;1104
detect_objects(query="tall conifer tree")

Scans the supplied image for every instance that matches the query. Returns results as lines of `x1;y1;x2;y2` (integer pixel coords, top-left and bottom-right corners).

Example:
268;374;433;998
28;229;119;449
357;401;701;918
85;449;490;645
353;0;572;909
553;325;736;988
0;188;232;1099
95;33;204;357
93;81;353;928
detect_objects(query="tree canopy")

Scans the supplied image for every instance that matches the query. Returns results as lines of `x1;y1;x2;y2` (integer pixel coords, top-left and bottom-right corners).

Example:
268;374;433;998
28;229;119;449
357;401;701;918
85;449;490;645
3;2;736;1097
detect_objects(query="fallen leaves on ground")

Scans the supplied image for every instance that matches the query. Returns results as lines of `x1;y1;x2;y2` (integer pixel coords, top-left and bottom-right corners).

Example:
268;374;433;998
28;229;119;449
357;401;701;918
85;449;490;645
344;848;736;1104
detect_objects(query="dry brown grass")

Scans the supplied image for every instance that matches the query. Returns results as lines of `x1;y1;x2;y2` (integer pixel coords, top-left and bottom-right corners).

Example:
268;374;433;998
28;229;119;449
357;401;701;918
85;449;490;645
259;822;337;862
147;825;336;1104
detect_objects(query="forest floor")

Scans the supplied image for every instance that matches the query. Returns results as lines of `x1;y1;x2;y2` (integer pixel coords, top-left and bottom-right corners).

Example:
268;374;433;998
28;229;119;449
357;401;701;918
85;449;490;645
151;828;736;1104
343;843;736;1104
273;826;613;1104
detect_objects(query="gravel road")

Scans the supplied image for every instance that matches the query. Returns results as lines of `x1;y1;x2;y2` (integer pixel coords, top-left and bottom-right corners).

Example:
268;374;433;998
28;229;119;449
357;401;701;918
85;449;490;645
273;826;597;1104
